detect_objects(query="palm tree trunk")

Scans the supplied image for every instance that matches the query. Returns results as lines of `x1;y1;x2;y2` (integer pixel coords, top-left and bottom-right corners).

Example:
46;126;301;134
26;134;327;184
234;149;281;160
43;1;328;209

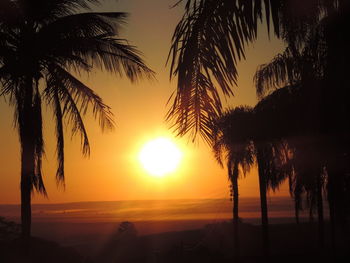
316;172;324;249
309;206;314;223
19;76;35;239
257;147;270;261
327;171;338;254
328;191;336;253
232;160;240;260
232;161;239;223
293;177;302;224
294;200;300;224
20;139;35;238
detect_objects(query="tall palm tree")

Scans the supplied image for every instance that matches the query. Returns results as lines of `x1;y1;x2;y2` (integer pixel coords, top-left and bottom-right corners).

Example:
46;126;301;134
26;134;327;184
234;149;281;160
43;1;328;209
253;40;324;227
212;104;288;260
253;4;350;232
253;28;329;246
252;85;309;258
321;3;350;243
0;0;153;238
212;106;255;258
253;135;285;260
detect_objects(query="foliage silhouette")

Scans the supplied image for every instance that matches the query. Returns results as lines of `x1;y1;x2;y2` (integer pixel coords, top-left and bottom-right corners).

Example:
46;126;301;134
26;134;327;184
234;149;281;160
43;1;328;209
167;0;334;141
0;0;153;238
170;0;350;257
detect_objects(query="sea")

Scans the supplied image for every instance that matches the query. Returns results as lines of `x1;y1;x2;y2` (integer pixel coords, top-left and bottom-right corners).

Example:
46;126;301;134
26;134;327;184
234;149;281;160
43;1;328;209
0;197;314;225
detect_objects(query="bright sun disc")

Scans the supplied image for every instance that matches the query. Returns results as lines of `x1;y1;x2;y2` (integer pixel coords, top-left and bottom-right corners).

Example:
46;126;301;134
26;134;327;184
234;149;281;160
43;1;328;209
139;138;182;177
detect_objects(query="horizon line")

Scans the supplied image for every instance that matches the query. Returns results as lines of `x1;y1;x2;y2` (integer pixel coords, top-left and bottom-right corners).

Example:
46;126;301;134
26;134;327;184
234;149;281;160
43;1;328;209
0;195;291;206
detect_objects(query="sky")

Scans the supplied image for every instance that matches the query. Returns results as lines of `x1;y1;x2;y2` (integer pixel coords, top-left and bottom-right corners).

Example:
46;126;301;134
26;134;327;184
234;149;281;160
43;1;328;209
0;0;287;204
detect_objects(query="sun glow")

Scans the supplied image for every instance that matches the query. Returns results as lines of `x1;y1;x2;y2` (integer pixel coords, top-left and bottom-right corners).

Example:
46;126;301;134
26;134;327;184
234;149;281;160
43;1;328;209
139;137;182;177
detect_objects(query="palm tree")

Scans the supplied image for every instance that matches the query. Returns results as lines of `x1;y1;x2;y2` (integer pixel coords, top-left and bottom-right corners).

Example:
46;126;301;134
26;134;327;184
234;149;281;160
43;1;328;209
253;139;284;260
321;4;350;245
252;85;310;258
254;44;324;229
253;27;329;246
253;4;350;233
212;106;255;258
212;104;287;260
0;0;153;238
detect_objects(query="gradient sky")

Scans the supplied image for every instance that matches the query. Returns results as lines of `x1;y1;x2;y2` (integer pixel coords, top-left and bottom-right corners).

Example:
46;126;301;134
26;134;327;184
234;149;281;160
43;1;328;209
0;0;287;204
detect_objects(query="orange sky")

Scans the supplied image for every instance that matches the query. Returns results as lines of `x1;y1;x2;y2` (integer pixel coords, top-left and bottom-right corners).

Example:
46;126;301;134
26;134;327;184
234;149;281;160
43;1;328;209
0;0;288;204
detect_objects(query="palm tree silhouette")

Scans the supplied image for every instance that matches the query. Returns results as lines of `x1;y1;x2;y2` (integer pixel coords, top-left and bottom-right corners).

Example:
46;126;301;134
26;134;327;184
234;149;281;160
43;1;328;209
170;0;350;256
253;25;328;246
253;83;329;248
169;0;350;221
0;0;153;238
212;106;255;258
167;0;335;141
252;92;286;259
212;103;288;260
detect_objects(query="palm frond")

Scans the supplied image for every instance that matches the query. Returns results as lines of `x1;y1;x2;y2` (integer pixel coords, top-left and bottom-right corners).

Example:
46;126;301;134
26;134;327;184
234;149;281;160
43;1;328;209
45;64;117;157
45;71;90;156
38;12;126;38
167;68;222;143
49;65;115;130
31;85;47;195
0;66;15;96
37;12;154;81
63;90;91;156
254;47;300;98
14;0;99;23
53;89;65;186
212;130;225;167
167;0;280;140
167;0;339;140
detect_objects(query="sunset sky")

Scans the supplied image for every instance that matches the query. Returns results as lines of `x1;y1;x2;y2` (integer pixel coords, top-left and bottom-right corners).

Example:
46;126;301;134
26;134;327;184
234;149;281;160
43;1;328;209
0;0;287;204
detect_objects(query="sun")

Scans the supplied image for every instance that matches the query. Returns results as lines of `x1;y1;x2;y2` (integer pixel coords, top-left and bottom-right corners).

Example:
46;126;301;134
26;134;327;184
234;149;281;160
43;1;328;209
139;137;182;177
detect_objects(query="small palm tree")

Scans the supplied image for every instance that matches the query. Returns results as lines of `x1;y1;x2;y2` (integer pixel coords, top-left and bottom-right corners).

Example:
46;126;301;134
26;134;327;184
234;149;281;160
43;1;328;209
212;106;255;257
212;107;255;222
0;0;153;238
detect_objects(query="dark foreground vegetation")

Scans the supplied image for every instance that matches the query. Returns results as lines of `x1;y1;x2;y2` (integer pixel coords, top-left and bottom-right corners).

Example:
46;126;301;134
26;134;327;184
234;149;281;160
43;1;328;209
0;217;89;263
89;222;350;263
167;1;350;261
1;0;350;262
0;238;90;263
2;217;349;263
102;222;350;263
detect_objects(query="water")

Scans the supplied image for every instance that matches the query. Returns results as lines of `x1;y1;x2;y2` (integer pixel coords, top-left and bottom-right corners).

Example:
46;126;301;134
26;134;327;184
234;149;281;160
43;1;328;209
0;197;301;224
